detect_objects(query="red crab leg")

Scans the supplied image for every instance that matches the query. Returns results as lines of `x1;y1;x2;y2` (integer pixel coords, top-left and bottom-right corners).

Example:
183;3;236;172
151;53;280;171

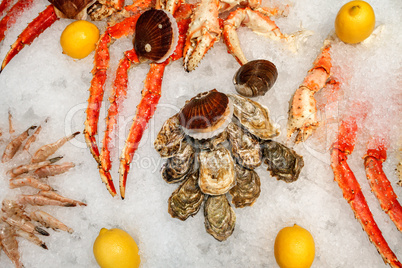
330;119;402;268
0;0;17;18
1;5;58;72
364;138;402;232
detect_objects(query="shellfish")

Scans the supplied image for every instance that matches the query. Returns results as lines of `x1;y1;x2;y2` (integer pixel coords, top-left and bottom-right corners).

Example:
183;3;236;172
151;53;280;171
161;141;195;184
233;60;278;97
229;163;261;208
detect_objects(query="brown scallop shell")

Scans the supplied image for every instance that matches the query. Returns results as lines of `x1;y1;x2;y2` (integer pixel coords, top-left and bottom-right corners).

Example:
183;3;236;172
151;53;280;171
179;90;233;140
134;9;178;63
233;60;278;97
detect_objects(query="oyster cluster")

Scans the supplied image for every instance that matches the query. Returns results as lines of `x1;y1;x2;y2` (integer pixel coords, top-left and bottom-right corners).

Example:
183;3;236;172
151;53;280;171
154;90;304;241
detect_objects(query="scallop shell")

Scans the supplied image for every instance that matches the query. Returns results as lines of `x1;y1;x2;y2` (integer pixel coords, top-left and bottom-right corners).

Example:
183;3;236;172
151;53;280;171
204;195;236;242
228;94;280;140
198;145;235;195
233;60;278;97
161;141;195;184
262;140;304;183
134;9;179;63
154;114;185;158
229;163;261;208
168;170;205;221
179;90;233;140
226;121;262;169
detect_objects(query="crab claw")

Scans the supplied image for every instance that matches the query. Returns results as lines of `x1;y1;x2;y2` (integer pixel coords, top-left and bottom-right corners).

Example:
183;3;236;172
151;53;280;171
183;0;220;72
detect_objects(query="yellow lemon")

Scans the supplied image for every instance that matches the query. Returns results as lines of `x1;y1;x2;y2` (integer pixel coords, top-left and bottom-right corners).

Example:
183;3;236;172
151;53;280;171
93;228;141;268
274;224;315;268
335;1;375;44
60;20;99;59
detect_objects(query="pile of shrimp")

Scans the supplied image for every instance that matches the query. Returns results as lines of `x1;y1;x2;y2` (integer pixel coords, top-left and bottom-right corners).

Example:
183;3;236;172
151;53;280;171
0;112;86;268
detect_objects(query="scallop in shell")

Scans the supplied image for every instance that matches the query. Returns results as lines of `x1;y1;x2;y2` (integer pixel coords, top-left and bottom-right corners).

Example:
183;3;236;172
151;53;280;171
179;90;233;140
134;9;179;63
229;163;261;208
198;145;235;195
228;94;280;140
233;60;278;97
161;141;195;184
154;114;185;158
204;194;236;242
168;170;205;221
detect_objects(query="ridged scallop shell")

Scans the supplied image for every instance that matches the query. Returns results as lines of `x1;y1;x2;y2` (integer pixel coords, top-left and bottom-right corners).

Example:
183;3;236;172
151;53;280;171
228;94;280;140
154;114;185;158
161;141;195;184
204;195;236;242
134;9;179;63
168;170;205;221
226;121;262;169
198;145;235;195
179;90;233;140
229;163;261;208
233;60;278;97
262;140;304;183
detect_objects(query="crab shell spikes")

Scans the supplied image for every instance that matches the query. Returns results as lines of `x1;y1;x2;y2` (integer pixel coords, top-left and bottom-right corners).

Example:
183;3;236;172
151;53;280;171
134;9;179;63
179;90;234;140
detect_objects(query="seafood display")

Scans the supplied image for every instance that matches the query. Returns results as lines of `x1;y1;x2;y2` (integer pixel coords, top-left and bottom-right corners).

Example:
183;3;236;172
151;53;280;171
155;90;304;240
0;115;86;267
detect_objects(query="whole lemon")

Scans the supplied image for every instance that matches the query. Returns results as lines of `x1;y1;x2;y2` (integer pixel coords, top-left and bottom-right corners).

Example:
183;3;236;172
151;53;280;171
93;228;141;268
60;20;100;59
335;1;375;44
274;224;315;268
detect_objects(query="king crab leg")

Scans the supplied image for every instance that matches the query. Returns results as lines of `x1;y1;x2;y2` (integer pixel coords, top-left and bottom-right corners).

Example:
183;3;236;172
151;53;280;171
330;118;402;268
0;0;17;17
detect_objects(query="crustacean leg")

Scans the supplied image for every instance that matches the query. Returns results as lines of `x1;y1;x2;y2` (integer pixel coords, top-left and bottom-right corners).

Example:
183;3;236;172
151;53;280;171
0;0;17;17
330;118;402;268
287;39;332;143
364;137;402;232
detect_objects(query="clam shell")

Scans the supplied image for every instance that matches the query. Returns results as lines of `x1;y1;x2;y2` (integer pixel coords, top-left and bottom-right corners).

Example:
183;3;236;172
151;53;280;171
204;195;236;241
198;145;235;195
233;60;278;97
229;163;261;208
161;141;195;184
168;170;205;221
262;140;304;183
228;94;280;140
154;114;185;158
179;90;233;140
134;9;179;63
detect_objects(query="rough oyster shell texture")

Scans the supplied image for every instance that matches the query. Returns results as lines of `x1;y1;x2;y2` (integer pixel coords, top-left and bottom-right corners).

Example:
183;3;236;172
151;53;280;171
229;163;261;208
154;114;185;158
161;141;195;184
228;94;280;140
198;146;236;195
204;195;236;242
168;171;204;221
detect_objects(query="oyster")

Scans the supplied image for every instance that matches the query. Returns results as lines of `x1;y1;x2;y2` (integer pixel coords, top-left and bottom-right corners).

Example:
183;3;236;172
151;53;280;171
228;94;279;140
168;170;205;221
262;140;304;182
179;90;233;140
50;0;95;19
134;9;179;63
154;114;185;158
204;194;236;242
187;130;228;151
199;146;235;195
233;60;278;97
161;141;195;184
229;164;261;208
227;121;262;169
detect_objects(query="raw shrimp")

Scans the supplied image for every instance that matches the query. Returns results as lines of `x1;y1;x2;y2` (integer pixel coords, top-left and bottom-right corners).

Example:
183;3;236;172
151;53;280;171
23;124;43;152
15;228;48;249
1;214;49;236
7;156;62;178
9;174;52;191
2;125;36;162
17;194;76;207
30;210;73;233
34;162;75;178
38;190;87;207
0;223;23;268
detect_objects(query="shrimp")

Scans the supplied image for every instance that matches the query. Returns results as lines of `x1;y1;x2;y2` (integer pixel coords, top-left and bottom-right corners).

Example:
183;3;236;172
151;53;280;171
1;214;49;236
0;223;23;268
34;162;75;178
17;194;76;207
15;228;47;249
2;125;36;162
30;210;73;233
31;131;80;163
8;110;15;135
38;191;87;207
22;123;44;152
9;174;52;191
7;156;62;178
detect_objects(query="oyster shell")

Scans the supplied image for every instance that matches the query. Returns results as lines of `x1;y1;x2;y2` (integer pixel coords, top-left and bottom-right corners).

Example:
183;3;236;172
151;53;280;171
154;114;185;158
229;163;261;208
168;170;205;221
228;94;279;140
233;60;278;97
161;141;195;184
226;121;262;169
204;194;236;241
179;90;233;140
50;0;95;19
262;140;304;182
134;9;179;63
187;130;228;151
199;146;235;195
